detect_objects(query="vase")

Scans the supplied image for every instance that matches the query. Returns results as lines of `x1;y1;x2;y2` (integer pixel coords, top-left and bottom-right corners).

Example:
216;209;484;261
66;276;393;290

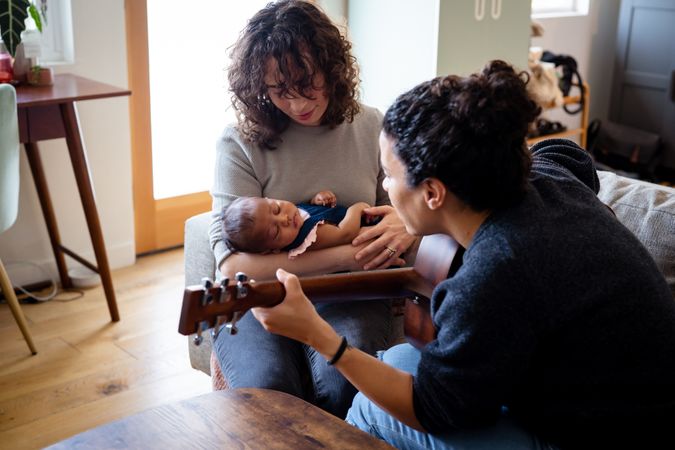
12;44;31;83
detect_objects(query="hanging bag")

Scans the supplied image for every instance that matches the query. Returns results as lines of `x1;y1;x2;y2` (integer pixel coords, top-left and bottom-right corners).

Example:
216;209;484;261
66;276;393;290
541;51;585;114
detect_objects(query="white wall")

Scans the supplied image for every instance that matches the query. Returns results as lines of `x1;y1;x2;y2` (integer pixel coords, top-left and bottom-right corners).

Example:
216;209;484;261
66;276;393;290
531;0;621;133
0;0;134;286
348;0;439;112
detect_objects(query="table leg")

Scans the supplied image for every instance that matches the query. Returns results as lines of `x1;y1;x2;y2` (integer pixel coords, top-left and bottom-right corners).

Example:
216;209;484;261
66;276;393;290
60;102;120;322
23;142;73;290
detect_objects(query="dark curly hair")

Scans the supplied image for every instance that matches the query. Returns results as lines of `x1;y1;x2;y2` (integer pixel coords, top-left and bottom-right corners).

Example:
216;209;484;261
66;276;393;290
382;60;541;211
228;0;360;149
221;197;268;253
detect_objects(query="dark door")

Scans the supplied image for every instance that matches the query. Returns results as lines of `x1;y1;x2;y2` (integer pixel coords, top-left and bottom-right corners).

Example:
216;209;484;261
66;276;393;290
610;0;675;171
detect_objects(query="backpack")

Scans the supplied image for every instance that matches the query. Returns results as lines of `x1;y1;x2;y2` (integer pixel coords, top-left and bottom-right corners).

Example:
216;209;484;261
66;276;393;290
587;119;663;180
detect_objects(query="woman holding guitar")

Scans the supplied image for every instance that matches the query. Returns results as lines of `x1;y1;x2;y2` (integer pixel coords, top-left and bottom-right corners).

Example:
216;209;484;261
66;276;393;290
209;1;415;419
253;61;675;449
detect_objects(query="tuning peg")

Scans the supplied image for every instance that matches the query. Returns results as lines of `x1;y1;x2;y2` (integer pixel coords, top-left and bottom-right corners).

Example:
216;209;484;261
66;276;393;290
225;313;239;336
235;272;248;298
235;272;247;282
194;322;204;346
218;277;229;299
211;317;224;340
200;278;214;305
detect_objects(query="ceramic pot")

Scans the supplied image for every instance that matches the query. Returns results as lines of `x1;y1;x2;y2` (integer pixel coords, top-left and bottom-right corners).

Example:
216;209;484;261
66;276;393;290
27;67;54;86
11;44;31;83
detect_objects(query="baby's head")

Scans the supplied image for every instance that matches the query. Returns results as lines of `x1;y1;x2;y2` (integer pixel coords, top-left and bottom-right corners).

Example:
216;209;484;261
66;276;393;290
222;196;303;253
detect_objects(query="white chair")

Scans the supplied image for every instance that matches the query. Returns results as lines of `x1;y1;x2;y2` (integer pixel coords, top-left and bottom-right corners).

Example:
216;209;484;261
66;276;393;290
0;83;37;355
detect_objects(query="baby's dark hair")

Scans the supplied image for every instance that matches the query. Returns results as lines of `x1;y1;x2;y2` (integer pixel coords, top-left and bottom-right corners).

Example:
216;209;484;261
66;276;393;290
228;0;360;149
221;197;268;253
382;60;541;211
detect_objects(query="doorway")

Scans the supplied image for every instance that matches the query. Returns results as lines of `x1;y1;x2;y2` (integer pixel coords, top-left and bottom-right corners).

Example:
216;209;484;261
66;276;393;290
125;0;268;253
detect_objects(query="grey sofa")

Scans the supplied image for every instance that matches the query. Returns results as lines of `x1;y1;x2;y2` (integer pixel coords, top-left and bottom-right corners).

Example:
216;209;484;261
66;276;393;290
184;170;675;376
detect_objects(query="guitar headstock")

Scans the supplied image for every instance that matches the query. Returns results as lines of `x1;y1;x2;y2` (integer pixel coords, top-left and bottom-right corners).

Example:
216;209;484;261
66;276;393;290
178;273;264;344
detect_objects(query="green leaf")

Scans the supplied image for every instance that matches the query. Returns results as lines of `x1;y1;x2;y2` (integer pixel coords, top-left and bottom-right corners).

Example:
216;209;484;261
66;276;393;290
28;3;41;32
0;0;32;57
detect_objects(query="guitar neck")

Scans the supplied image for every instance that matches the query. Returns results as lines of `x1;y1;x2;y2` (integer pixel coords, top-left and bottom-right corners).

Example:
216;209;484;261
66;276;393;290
250;267;432;306
178;268;434;335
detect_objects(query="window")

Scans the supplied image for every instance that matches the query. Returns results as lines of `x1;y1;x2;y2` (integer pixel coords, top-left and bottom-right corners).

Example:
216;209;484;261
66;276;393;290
39;0;74;64
531;0;589;18
146;0;269;199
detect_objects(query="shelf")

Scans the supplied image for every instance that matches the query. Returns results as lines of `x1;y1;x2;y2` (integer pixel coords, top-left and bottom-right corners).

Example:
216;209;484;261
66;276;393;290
527;83;590;149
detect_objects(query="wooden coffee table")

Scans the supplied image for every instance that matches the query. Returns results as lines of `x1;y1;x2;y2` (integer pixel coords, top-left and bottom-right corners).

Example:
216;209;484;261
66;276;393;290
45;388;394;449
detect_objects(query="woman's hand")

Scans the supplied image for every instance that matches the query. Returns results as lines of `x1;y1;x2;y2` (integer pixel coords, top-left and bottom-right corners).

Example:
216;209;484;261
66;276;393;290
352;205;415;270
251;269;328;345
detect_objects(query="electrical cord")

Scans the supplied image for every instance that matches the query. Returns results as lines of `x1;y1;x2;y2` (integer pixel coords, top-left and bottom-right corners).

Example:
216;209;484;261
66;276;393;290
3;260;85;303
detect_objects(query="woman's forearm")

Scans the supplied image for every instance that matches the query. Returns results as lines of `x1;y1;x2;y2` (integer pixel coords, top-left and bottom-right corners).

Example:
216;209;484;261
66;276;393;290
220;244;362;281
252;269;424;430
310;323;424;430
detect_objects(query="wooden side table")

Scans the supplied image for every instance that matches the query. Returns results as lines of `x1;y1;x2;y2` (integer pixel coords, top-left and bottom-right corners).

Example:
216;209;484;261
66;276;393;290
45;388;395;449
16;74;131;322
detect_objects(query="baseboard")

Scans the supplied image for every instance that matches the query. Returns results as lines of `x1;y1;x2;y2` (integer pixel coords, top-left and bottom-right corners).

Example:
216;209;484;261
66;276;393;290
3;240;136;287
0;280;52;302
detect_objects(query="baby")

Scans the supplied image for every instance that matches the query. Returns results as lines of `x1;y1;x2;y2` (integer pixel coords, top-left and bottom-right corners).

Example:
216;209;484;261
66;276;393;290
221;190;372;259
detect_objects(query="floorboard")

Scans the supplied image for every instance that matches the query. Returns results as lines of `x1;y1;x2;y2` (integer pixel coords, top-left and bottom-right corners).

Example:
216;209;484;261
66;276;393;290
0;248;212;449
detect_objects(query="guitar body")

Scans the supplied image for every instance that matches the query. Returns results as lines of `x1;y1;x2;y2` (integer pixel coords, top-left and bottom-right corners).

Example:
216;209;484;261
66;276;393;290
403;234;464;347
179;234;463;348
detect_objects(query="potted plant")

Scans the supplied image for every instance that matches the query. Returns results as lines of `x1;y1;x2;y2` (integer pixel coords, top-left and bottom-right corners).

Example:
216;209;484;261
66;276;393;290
26;63;52;85
0;0;46;82
0;0;45;57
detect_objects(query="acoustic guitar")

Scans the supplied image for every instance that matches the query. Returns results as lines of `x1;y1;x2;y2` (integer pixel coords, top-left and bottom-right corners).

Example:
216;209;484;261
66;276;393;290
178;234;463;348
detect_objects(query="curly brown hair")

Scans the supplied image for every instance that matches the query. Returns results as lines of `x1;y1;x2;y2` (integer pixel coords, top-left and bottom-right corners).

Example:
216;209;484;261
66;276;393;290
382;60;541;211
228;0;360;149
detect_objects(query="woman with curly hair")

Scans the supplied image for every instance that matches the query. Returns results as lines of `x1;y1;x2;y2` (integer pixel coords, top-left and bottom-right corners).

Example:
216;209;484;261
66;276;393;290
209;0;416;418
253;61;675;449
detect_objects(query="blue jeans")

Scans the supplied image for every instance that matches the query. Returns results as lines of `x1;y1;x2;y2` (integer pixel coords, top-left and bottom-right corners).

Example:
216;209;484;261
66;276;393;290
213;299;393;418
346;344;555;450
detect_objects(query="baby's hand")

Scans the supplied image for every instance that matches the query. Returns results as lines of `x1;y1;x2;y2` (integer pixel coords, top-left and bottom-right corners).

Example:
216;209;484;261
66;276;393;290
312;190;337;207
349;202;371;218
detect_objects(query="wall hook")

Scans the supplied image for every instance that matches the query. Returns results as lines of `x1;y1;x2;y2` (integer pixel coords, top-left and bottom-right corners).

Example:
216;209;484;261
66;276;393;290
491;0;502;20
475;0;485;21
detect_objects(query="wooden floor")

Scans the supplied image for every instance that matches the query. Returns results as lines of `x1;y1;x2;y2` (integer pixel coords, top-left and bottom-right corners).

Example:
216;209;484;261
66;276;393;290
0;248;212;449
